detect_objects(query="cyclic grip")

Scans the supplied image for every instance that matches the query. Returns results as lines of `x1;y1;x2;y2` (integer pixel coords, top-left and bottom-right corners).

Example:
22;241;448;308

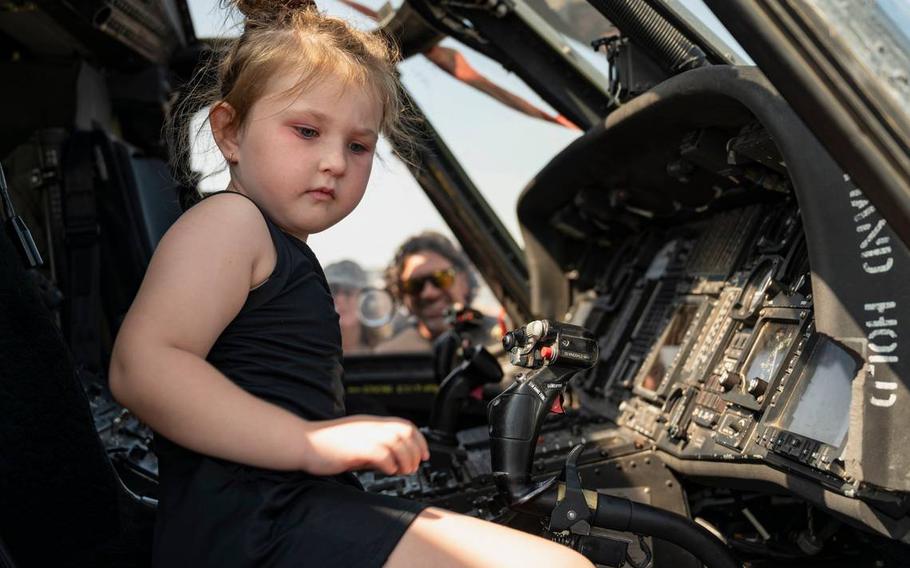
488;320;598;498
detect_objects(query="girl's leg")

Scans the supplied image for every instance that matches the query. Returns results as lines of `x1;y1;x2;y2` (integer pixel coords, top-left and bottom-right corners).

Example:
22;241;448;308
385;507;595;568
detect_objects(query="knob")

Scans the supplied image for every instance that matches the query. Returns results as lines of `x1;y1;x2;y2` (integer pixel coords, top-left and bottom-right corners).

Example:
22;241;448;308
719;371;740;391
747;377;768;397
502;332;515;351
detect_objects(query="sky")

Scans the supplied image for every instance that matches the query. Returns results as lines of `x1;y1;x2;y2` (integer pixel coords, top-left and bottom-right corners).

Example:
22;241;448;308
185;0;748;279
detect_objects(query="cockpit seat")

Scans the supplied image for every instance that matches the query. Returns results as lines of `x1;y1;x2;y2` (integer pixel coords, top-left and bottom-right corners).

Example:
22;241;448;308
0;226;155;567
90;129;182;333
0;126;179;566
59;129;182;376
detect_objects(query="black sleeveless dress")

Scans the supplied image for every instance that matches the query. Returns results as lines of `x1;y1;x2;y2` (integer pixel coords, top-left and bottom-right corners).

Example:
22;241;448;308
152;191;426;567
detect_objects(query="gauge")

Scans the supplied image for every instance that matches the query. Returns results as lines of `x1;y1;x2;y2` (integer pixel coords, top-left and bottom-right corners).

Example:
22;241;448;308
739;321;800;395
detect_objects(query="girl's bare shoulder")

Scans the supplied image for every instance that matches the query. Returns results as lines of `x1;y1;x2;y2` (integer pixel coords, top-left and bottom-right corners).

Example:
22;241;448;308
119;192;276;353
178;192;267;235
154;192;275;287
170;192;269;249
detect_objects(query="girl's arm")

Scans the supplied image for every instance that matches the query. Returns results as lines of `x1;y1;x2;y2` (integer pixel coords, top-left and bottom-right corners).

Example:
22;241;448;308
109;194;428;474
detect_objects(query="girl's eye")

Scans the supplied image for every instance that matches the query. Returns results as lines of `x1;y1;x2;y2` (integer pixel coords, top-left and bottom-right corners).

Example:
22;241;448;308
349;142;369;154
296;127;318;139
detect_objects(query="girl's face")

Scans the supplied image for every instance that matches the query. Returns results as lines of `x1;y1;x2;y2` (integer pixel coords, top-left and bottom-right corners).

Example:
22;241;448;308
216;73;382;240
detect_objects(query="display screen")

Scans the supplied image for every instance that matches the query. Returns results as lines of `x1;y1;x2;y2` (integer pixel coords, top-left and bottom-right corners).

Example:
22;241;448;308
637;304;699;392
780;339;858;447
741;321;800;385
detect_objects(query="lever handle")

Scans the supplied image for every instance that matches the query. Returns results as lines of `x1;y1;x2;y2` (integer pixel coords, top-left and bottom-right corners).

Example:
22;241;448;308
549;444;593;533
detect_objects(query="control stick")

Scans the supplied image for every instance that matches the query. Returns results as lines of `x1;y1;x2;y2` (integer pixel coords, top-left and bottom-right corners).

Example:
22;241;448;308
488;320;597;499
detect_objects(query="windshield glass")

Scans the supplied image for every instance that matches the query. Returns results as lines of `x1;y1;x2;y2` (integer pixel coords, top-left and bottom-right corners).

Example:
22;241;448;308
523;0;617;80
525;0;751;64
527;0;617;45
802;0;910;127
666;0;752;63
398;38;582;242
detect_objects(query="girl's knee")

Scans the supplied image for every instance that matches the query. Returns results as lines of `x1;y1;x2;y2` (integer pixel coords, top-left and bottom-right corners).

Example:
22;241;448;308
389;507;595;567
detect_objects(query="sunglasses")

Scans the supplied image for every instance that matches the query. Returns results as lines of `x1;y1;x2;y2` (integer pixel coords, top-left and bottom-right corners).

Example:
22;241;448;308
400;268;457;296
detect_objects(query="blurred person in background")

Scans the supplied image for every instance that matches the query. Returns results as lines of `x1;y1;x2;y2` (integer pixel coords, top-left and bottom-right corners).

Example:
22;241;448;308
325;260;375;354
377;231;499;354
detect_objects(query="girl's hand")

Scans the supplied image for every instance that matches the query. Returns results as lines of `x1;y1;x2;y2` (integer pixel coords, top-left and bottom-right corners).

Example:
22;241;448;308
300;415;430;476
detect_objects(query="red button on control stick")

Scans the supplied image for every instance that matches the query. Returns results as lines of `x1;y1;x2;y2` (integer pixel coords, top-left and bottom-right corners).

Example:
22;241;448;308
540;346;554;360
550;394;565;414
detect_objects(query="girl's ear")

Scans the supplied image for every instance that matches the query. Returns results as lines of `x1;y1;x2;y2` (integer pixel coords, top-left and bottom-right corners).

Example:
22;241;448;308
210;102;240;164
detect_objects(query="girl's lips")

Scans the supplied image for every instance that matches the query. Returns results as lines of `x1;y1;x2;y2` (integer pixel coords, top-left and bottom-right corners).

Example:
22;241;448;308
306;188;336;201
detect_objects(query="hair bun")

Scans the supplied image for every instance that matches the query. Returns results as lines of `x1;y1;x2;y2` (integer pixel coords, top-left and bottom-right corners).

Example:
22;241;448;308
229;0;316;21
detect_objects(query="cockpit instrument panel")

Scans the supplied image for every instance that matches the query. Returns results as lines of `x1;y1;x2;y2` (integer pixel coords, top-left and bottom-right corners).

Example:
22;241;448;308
589;198;862;489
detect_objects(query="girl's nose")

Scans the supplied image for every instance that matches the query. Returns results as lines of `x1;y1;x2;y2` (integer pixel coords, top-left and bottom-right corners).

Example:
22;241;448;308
319;145;347;176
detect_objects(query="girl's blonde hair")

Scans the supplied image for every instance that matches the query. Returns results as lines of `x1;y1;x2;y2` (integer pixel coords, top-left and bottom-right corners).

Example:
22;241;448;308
167;0;413;191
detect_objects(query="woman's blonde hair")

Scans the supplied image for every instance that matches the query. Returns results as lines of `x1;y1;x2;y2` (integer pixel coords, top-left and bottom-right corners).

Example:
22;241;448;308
167;0;413;191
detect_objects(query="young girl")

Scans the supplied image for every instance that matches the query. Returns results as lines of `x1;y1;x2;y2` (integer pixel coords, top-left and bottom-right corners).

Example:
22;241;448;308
109;1;593;566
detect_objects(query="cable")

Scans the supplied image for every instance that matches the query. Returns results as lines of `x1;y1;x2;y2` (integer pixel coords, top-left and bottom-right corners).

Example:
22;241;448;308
595;494;739;568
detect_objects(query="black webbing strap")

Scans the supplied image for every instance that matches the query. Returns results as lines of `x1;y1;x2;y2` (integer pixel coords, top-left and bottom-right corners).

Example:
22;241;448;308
62;131;103;374
39;128;71;284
